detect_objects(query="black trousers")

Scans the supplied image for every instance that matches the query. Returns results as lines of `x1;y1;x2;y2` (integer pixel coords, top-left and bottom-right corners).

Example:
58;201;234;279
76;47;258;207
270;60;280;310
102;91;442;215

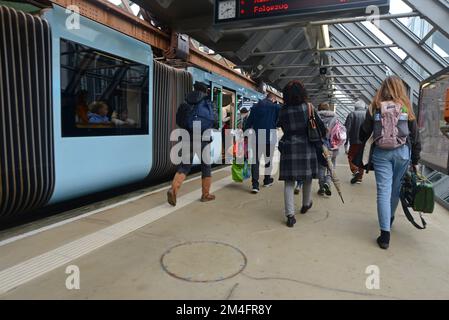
250;143;275;188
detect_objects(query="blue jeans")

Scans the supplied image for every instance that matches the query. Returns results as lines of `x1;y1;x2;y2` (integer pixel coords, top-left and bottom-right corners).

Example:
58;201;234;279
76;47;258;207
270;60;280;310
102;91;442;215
372;145;410;232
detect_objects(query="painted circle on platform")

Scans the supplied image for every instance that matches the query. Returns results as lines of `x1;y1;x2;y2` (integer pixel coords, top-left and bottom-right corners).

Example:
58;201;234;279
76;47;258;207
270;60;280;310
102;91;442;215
160;241;247;283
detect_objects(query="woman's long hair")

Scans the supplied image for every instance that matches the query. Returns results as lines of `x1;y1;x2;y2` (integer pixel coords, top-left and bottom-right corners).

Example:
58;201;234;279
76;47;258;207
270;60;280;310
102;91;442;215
282;80;309;106
371;76;416;120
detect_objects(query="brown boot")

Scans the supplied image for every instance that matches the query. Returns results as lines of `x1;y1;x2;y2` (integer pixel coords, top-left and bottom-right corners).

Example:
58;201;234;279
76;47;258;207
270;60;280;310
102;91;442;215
167;173;186;206
200;177;216;202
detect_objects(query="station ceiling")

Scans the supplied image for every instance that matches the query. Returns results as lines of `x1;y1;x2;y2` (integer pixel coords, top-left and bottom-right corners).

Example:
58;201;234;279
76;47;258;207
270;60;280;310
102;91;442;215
136;0;448;120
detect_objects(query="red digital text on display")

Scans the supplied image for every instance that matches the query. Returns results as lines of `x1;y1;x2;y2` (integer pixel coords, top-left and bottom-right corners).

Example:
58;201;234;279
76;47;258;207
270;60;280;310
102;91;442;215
240;0;358;16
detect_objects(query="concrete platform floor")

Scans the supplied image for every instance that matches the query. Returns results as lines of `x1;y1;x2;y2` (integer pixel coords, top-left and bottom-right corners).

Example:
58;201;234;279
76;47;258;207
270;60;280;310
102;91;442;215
0;164;449;300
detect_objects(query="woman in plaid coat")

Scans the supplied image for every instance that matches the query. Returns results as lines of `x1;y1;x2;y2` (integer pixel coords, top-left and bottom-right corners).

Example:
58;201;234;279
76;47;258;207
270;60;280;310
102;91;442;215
278;81;326;228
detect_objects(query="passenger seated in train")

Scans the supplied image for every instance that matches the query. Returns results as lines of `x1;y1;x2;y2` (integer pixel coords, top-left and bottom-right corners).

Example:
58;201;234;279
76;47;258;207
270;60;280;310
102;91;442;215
75;90;89;124
88;101;111;124
111;108;136;126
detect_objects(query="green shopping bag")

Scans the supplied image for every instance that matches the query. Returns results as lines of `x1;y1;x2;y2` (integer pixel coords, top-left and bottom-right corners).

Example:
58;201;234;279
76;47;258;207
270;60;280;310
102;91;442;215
232;160;251;183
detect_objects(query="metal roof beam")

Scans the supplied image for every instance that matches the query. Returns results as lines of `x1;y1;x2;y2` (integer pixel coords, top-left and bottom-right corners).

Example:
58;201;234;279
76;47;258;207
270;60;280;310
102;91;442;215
253;27;306;77
309;12;421;26
250;44;396;57
266;62;385;70
378;19;446;75
266;38;312;83
328;50;380;98
220;12;421;33
330;26;387;86
403;0;449;39
342;23;420;94
330;51;380;90
275;52;320;88
235;32;270;61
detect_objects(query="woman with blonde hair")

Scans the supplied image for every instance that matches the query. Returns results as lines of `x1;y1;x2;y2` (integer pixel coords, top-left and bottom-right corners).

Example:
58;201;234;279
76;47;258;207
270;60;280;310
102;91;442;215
360;76;421;250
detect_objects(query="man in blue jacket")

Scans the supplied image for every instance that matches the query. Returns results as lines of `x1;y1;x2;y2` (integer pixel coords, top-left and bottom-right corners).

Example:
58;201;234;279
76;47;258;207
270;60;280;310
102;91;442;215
244;93;280;194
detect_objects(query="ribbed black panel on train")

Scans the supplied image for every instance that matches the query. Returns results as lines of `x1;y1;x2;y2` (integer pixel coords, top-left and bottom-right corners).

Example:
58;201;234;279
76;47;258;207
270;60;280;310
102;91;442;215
148;61;193;182
0;6;55;219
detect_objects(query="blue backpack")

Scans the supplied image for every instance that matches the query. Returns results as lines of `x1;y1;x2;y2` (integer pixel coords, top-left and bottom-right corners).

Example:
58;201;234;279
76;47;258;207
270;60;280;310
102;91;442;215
184;99;214;132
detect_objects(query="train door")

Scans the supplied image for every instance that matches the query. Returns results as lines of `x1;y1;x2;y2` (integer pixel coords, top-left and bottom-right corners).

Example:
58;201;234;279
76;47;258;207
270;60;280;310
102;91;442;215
210;83;223;164
191;83;223;165
221;88;238;162
236;94;244;129
221;88;237;130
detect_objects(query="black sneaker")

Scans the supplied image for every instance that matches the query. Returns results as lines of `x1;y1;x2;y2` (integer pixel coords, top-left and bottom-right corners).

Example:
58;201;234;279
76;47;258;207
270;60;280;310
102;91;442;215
300;202;313;214
263;178;274;187
318;188;325;196
351;174;362;185
287;215;297;228
323;183;332;196
251;187;260;194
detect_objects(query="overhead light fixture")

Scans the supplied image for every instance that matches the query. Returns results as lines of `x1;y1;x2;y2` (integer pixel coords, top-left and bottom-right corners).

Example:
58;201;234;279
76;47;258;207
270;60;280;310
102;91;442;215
322;24;330;48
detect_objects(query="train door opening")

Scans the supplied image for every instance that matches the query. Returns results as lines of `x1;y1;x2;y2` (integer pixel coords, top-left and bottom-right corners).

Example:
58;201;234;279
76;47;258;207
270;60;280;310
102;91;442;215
221;88;237;160
221;88;236;130
236;94;243;129
210;84;223;164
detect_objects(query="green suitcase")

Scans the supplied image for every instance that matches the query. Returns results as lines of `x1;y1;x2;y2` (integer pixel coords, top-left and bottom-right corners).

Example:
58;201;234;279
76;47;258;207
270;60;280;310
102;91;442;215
412;174;435;214
401;171;435;229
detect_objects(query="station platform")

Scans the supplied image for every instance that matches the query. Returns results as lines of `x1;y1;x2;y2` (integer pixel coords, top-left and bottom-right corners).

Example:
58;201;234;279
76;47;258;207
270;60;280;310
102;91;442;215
1;162;449;300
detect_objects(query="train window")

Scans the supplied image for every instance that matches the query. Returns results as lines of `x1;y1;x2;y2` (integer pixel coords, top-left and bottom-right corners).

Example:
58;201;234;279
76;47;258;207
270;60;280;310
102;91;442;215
60;38;149;137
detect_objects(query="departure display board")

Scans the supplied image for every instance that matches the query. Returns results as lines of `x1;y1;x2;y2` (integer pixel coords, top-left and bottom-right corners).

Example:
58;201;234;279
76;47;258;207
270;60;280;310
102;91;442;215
215;0;390;25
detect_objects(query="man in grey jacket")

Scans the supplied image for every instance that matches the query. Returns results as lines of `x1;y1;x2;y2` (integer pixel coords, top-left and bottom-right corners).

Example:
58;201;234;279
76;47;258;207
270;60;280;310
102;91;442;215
344;100;367;184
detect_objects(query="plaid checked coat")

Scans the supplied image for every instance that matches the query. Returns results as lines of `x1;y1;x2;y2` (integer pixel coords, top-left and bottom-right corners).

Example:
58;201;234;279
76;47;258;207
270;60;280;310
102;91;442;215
277;103;326;181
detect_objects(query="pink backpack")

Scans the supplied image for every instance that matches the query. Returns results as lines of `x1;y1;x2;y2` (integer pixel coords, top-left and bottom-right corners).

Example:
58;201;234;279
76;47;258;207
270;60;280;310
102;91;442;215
374;101;409;149
329;121;347;150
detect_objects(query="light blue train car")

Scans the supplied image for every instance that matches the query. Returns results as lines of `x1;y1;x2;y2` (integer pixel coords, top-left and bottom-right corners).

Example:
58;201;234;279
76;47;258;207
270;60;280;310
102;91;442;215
0;4;265;219
44;6;153;204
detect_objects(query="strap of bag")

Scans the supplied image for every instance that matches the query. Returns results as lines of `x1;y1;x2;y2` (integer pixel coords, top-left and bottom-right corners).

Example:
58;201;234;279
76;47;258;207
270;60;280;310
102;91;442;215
400;195;427;230
308;103;317;129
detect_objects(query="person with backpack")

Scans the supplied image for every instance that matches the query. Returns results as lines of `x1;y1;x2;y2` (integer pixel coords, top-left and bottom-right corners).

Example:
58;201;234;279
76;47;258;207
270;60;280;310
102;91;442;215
244;92;281;194
344;100;367;184
360;76;421;250
167;82;219;206
317;103;346;196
